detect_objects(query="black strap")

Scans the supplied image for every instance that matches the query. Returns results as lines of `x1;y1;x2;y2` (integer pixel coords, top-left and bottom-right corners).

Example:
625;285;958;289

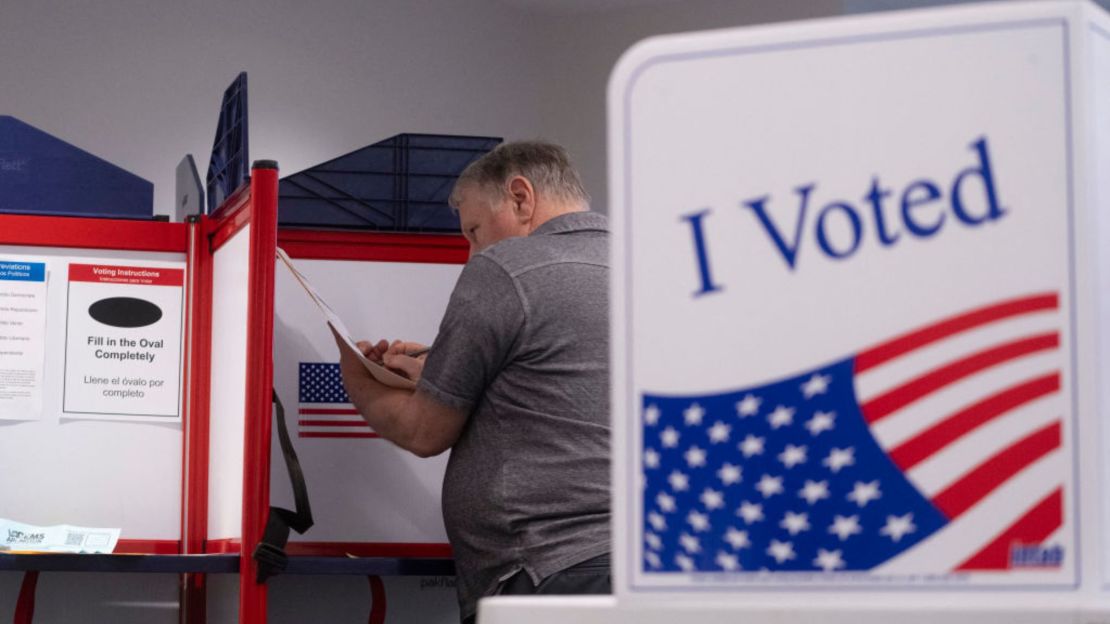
252;390;314;583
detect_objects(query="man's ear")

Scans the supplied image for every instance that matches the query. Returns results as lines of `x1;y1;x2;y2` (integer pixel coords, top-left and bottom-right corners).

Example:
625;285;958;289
507;176;536;224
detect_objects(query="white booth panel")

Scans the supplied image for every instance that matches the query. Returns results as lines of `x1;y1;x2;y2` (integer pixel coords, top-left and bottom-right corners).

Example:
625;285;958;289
207;225;251;541
0;245;185;541
272;257;462;545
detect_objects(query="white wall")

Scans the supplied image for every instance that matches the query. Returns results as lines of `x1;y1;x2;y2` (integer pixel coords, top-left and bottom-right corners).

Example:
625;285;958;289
531;0;842;211
0;0;849;220
0;0;547;217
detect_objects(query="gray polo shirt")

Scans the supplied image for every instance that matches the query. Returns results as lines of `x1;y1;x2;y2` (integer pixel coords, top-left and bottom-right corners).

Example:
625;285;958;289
417;211;611;618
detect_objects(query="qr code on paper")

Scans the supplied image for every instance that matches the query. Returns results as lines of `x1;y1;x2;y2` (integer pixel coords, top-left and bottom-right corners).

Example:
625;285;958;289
64;532;84;546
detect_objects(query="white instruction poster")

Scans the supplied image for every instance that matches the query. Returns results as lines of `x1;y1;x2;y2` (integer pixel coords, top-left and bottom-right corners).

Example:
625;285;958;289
0;259;47;421
62;263;184;421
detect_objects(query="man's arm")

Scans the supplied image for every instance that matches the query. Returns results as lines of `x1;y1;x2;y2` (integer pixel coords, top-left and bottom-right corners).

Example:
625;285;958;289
335;334;467;458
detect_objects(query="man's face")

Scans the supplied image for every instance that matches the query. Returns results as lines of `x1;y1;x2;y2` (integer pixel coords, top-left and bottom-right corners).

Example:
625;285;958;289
454;184;527;257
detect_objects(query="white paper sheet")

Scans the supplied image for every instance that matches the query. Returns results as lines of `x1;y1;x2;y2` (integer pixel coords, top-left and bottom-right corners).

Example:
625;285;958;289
0;517;121;554
61;263;185;421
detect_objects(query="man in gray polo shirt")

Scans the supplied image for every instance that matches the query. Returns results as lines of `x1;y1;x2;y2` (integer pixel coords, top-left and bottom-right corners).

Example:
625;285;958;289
335;141;610;623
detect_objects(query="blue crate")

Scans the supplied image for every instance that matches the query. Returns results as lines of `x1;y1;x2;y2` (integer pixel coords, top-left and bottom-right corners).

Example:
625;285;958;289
206;72;249;213
278;133;501;233
0;116;153;219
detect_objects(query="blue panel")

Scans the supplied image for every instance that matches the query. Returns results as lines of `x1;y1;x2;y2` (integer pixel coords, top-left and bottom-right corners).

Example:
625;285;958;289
0;116;153;219
278;133;501;233
206;72;249;213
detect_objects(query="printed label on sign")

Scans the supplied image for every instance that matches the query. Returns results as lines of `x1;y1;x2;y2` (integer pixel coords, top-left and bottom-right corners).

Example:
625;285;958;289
62;263;185;420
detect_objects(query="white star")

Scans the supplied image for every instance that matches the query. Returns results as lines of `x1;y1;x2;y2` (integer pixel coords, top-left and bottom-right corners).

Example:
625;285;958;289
660;427;680;448
768;405;795;429
846;481;882;507
736;394;761;417
708;421;731;443
724;527;751;549
687;510;711;532
679;532;701;553
805;411;836;436
675;553;695;571
823;447;855;473
645;552;662;569
755;474;784;498
716;551;741;571
656;492;676;513
828;515;862;541
685;445;707;468
644;404;661;426
801;373;831;398
880;513;916;542
767;540;796;564
737;501;764;524
739;434;765;458
668;470;689;492
647;512;667;531
645;532;663;550
700;487;725;510
798;480;830;505
780;511;810;535
644;448;660;469
778;444;807;468
683;403;705;426
717;463;742;486
814;548;845;571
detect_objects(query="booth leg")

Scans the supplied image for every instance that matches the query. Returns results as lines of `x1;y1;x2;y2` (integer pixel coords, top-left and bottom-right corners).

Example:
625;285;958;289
13;571;38;624
368;575;386;624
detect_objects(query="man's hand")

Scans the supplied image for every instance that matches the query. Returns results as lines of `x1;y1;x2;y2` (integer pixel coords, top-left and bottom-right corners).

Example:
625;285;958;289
357;338;390;364
327;329;464;457
382;340;429;382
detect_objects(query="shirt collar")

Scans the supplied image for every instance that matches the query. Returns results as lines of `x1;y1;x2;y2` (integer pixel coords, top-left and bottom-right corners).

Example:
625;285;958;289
529;211;609;237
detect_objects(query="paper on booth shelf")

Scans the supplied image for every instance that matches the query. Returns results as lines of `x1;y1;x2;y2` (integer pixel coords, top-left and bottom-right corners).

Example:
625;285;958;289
0;517;120;554
276;248;416;390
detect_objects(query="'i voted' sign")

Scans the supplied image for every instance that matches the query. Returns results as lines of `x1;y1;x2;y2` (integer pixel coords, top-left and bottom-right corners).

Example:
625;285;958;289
609;5;1088;596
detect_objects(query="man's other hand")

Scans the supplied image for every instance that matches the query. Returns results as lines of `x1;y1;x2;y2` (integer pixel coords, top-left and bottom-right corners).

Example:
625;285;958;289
383;340;429;382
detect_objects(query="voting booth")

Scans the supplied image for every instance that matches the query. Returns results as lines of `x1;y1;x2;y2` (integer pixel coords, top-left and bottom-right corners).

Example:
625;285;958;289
0;163;296;624
0;215;189;623
262;229;466;623
271;229;464;553
478;0;1110;621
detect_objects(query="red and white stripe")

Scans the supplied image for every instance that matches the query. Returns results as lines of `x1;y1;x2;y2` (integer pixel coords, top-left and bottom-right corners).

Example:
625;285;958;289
298;403;379;439
852;292;1065;572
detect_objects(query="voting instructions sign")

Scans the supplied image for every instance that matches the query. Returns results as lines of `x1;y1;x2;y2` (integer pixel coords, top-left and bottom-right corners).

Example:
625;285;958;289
610;7;1078;594
63;263;184;420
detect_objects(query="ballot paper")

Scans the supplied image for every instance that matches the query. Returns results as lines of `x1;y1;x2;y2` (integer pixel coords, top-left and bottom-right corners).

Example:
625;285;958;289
276;248;416;390
0;518;121;554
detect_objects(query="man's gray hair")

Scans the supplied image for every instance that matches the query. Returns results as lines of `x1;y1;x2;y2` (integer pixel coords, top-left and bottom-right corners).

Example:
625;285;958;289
450;140;590;209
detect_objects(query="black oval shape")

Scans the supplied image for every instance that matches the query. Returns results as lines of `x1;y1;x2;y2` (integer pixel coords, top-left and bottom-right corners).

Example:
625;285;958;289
88;297;163;328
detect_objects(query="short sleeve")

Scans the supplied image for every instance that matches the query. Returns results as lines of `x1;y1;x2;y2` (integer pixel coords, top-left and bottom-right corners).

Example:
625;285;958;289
417;255;524;414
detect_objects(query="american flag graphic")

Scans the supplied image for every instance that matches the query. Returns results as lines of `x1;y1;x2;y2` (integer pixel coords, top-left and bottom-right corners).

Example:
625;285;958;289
641;292;1067;575
298;362;379;439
